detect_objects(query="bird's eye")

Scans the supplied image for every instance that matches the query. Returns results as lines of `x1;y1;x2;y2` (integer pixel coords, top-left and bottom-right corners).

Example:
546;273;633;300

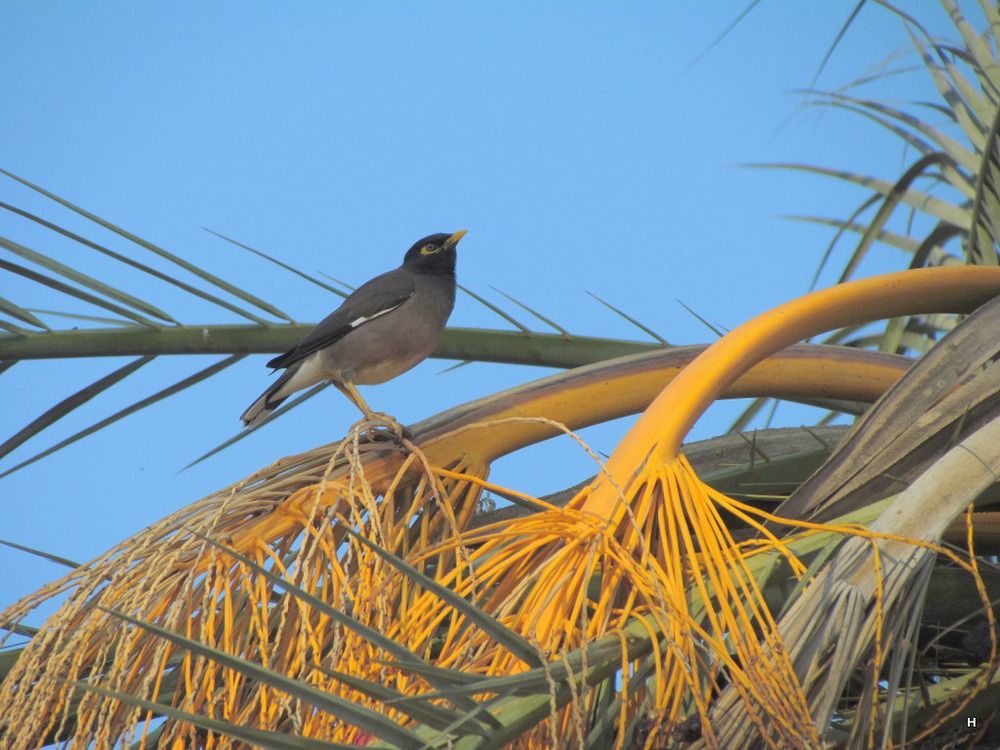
420;243;440;255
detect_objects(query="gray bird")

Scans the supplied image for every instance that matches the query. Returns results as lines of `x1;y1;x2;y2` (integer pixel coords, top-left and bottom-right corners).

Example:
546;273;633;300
241;230;465;427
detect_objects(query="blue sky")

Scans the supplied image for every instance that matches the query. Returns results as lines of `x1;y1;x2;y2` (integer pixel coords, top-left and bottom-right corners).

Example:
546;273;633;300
0;3;960;624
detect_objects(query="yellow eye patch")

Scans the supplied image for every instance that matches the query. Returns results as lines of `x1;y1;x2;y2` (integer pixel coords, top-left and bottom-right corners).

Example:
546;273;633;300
420;244;441;255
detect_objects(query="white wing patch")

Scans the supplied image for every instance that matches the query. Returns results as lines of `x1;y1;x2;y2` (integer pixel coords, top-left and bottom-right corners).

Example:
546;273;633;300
348;300;407;328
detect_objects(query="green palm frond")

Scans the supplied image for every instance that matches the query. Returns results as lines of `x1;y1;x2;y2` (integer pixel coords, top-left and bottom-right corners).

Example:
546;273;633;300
735;0;1000;432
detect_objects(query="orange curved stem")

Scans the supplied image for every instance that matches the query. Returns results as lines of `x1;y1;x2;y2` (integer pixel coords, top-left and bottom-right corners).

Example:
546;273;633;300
584;266;1000;519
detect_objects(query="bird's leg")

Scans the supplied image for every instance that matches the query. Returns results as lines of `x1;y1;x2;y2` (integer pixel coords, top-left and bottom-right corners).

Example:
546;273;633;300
333;379;376;419
333;380;411;441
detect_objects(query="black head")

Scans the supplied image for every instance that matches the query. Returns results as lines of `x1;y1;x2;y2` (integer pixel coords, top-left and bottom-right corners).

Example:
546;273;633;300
402;230;465;275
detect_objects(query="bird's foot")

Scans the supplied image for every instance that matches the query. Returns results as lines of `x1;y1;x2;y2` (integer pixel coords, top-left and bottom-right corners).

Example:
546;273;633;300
358;412;412;443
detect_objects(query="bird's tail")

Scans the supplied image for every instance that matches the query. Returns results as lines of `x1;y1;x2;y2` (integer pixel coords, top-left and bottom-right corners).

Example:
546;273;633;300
240;369;296;427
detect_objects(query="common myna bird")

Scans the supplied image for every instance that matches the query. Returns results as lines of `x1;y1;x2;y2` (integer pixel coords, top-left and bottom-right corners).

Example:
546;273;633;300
240;230;465;427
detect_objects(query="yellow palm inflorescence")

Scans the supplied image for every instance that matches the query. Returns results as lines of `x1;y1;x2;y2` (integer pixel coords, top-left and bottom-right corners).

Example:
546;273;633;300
2;268;1000;748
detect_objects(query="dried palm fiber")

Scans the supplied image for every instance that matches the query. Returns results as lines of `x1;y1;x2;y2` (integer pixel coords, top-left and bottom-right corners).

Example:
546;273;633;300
725;418;1000;750
0;344;906;749
0;267;997;748
778;292;1000;526
720;294;1000;749
396;266;1000;748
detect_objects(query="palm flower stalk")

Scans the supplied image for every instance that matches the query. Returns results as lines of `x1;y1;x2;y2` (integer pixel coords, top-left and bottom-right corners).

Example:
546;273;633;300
402;266;1000;747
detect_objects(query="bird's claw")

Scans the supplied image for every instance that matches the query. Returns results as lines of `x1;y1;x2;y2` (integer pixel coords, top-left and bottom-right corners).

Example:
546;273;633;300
358;412;412;443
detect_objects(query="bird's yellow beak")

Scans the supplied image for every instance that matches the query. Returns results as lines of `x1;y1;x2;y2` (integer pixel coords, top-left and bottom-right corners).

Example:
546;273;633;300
447;229;468;246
